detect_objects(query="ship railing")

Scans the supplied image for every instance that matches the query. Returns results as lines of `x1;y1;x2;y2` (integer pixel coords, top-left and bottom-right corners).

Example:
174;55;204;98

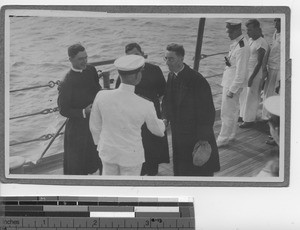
9;51;227;173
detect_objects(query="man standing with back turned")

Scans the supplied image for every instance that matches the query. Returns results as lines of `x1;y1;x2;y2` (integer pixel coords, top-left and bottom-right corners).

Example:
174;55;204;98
90;55;165;176
115;43;169;176
163;43;220;176
216;19;250;147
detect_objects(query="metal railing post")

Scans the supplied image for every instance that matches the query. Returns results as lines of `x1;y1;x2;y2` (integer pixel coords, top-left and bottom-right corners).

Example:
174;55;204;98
193;18;206;71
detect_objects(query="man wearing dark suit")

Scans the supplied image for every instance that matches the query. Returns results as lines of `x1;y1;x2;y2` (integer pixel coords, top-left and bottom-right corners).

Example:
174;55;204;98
163;43;220;176
58;43;102;175
116;43;169;176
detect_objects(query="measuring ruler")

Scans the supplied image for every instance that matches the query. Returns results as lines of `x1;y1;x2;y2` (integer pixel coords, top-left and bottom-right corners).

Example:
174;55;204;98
0;196;195;229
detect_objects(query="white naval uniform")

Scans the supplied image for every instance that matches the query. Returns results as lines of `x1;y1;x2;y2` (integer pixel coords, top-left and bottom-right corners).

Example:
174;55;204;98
262;32;281;120
242;37;269;122
217;35;250;145
89;83;165;176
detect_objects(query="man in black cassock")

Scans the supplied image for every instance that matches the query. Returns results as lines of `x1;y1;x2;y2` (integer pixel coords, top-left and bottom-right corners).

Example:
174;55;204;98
58;43;102;175
163;43;220;176
115;43;169;176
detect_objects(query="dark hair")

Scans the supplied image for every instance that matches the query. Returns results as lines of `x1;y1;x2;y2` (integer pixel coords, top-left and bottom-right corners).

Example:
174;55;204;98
166;43;185;57
125;43;142;54
68;43;85;58
268;114;280;129
245;19;261;28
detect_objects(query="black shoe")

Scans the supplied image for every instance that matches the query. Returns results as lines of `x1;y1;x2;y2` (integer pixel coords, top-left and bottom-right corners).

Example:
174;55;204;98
239;122;254;128
238;117;243;122
266;139;277;146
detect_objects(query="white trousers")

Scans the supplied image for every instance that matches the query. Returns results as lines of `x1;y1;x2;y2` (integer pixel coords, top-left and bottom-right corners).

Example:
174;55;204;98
102;161;143;176
261;68;280;120
242;71;263;122
239;87;247;118
217;87;242;143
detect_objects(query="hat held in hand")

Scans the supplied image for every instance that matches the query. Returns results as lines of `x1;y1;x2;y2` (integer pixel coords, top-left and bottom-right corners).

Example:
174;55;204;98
192;140;212;167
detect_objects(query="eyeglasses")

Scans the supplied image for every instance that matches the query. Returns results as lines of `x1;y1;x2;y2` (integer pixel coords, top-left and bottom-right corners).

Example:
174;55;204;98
163;56;176;62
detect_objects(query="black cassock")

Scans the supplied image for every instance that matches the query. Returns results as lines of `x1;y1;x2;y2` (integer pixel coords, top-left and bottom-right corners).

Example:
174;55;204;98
116;62;170;175
163;64;220;176
58;65;102;175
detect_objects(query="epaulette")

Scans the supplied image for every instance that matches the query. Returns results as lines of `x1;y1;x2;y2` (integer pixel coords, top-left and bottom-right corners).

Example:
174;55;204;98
239;39;245;48
137;94;151;102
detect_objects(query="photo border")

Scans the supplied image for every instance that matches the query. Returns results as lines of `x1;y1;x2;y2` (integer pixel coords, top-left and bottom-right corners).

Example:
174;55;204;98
0;5;291;187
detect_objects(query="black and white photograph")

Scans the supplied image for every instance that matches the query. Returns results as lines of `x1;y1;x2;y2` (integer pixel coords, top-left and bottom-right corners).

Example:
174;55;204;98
1;3;300;230
1;6;289;186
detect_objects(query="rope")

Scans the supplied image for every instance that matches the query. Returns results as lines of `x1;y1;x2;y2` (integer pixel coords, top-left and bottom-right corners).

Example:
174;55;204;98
10;107;59;120
201;51;228;59
10;132;64;146
10;80;61;93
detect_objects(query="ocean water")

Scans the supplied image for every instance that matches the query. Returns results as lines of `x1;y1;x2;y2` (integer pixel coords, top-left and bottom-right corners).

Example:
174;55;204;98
8;16;275;163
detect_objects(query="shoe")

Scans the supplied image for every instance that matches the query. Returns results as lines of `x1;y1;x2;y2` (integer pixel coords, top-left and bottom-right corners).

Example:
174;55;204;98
239;122;254;128
238;117;243;122
266;139;277;146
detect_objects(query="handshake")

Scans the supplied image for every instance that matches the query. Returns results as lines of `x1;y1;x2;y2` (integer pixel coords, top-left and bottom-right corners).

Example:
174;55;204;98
163;119;169;128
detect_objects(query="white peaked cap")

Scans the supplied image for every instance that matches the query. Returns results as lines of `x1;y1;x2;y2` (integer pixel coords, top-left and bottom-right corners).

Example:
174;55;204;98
114;55;145;72
225;19;242;25
264;95;280;116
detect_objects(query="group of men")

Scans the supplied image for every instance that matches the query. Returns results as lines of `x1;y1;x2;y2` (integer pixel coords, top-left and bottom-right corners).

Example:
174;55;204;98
216;18;281;148
58;41;220;177
57;17;281;177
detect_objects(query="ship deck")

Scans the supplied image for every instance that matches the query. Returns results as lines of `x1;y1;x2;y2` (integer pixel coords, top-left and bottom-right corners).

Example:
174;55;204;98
26;111;276;177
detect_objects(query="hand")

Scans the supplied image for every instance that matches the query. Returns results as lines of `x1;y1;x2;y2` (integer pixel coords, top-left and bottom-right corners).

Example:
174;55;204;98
226;90;234;98
248;78;254;87
84;104;93;116
163;119;169;128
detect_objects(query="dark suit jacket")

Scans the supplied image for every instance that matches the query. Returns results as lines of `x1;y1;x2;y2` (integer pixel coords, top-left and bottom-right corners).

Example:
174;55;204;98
163;64;220;176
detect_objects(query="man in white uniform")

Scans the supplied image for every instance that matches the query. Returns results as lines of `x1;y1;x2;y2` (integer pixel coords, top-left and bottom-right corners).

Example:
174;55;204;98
216;19;250;147
89;55;165;176
261;18;281;121
239;19;269;128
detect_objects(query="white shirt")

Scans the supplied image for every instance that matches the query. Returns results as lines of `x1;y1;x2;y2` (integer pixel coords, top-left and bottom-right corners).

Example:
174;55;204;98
222;35;250;93
89;83;165;167
248;37;269;70
268;32;281;70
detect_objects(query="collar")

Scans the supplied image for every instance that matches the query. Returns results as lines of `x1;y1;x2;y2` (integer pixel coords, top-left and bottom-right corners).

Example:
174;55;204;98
173;64;185;76
71;66;83;73
232;34;244;44
119;83;135;93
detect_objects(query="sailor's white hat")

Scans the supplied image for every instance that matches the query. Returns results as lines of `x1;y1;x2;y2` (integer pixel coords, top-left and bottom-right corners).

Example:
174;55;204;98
264;95;280;117
226;19;242;26
114;55;145;72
